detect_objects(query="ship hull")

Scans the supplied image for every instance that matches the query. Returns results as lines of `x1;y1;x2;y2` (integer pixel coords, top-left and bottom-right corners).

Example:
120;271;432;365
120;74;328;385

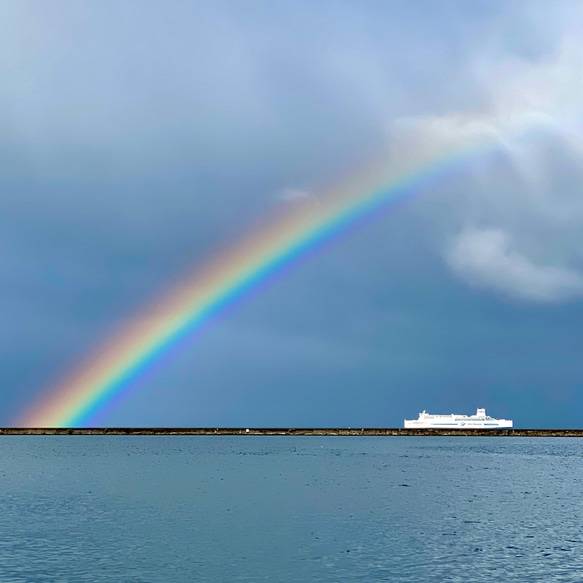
404;420;513;429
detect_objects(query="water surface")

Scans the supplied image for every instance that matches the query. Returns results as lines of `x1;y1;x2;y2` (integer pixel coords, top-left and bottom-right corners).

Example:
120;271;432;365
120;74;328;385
1;437;582;582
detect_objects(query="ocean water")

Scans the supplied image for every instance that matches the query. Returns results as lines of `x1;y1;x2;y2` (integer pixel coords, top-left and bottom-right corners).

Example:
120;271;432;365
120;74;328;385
1;437;582;582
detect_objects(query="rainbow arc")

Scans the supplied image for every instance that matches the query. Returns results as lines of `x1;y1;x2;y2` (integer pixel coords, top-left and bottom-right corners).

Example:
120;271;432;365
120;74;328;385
17;123;534;427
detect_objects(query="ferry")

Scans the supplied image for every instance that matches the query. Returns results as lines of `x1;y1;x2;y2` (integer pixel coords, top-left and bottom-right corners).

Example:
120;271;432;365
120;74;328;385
404;408;513;429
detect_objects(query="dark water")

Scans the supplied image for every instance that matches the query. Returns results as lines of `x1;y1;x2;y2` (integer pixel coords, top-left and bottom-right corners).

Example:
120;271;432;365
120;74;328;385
1;437;582;582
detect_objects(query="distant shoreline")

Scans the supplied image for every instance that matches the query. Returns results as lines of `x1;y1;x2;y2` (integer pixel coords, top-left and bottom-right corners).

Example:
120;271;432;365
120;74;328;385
1;427;582;436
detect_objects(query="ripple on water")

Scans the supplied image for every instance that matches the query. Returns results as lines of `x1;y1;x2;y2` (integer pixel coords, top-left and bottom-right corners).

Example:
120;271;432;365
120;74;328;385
0;436;582;582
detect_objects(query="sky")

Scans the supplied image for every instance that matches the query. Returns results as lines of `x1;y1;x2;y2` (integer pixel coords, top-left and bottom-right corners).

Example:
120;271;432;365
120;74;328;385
2;0;583;428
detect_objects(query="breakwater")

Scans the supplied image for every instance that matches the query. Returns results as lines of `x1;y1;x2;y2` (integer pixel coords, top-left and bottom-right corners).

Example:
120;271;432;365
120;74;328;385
1;427;583;436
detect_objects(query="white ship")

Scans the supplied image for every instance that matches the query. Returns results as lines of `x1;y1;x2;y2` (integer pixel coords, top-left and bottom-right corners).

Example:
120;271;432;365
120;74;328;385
404;408;513;429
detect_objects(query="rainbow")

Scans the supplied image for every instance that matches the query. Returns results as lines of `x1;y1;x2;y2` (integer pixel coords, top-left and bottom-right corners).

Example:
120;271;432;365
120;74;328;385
16;126;524;427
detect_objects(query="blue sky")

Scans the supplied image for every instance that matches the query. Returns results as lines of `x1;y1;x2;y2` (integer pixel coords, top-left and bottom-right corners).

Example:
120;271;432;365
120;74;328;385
2;0;583;427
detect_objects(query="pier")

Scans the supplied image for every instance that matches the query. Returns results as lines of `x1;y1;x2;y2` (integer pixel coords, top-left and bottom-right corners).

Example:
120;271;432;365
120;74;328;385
1;427;583;436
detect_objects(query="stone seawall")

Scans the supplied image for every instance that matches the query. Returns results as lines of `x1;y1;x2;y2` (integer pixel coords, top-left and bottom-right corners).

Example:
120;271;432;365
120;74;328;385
1;428;583;436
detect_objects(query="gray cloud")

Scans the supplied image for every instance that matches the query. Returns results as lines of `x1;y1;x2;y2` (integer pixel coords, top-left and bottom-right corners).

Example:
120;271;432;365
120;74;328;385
384;21;583;303
445;228;583;302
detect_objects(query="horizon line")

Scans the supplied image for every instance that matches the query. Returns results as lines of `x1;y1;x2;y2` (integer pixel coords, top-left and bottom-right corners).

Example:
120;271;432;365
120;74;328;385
2;427;582;436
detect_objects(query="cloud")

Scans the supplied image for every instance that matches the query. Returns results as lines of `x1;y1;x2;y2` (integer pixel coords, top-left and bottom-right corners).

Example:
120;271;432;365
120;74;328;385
382;24;583;304
275;188;324;213
445;228;583;302
277;188;312;202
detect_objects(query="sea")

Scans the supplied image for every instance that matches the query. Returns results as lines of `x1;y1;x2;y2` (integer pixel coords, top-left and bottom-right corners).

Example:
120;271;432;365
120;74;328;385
1;436;582;582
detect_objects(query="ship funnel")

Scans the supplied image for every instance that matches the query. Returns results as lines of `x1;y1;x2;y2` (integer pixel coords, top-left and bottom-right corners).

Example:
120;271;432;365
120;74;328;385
477;408;486;416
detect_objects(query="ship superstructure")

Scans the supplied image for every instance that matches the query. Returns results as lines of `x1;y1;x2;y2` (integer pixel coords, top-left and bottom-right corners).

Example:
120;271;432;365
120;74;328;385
404;408;513;429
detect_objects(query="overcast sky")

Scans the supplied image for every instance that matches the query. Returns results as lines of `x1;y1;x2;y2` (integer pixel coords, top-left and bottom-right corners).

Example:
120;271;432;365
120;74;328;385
2;0;583;428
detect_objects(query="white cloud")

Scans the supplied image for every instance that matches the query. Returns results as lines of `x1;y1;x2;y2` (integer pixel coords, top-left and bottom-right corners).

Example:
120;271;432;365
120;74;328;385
384;28;583;304
278;188;312;202
445;229;583;302
275;188;326;212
